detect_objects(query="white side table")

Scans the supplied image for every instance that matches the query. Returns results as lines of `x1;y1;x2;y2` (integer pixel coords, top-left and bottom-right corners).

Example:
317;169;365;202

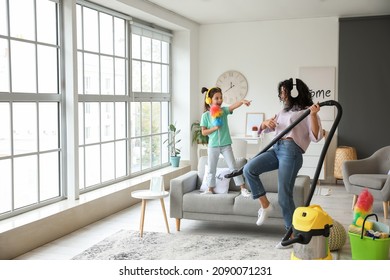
131;190;170;237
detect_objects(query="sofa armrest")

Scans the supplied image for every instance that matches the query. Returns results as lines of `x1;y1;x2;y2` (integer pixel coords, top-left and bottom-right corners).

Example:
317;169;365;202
293;175;311;206
169;170;198;219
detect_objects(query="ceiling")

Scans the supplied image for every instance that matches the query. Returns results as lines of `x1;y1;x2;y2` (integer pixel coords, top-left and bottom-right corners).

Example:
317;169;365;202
145;0;390;25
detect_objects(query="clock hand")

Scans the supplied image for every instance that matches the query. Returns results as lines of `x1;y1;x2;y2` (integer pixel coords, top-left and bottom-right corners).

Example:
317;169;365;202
225;84;235;93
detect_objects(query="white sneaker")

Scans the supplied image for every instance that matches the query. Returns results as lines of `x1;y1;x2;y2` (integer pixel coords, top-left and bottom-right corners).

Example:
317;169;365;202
256;203;273;226
240;188;251;198
200;190;214;195
275;241;293;249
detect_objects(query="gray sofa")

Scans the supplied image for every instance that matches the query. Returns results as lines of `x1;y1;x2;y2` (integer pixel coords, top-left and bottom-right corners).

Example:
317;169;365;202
170;156;310;231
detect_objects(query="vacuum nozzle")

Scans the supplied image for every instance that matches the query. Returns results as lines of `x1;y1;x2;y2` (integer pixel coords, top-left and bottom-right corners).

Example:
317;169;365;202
224;169;243;178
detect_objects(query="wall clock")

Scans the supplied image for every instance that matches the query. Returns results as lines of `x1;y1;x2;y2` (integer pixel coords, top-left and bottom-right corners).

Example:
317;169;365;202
215;70;248;104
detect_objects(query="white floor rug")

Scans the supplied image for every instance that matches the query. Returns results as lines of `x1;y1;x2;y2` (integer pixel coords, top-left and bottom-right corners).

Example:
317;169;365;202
72;230;294;260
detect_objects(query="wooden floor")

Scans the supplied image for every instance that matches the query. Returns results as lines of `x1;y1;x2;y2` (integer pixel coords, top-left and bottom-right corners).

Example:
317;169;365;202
14;183;389;260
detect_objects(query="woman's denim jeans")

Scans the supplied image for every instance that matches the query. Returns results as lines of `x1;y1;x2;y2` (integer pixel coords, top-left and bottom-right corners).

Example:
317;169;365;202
243;140;303;229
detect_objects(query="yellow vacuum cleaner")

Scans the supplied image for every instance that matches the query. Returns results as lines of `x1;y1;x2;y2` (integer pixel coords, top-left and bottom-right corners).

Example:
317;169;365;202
286;205;333;260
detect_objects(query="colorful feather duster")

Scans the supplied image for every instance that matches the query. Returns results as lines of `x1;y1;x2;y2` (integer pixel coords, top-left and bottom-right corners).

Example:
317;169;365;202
210;105;223;126
353;189;374;229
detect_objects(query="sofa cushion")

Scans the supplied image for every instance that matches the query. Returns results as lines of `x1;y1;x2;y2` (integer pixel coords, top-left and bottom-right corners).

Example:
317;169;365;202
349;174;388;190
260;170;279;192
198;156;247;192
200;166;231;194
183;191;238;215
233;193;283;218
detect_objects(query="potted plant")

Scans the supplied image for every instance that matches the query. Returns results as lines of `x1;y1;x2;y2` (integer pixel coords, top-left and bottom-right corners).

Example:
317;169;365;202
164;123;181;167
251;125;259;138
191;121;208;145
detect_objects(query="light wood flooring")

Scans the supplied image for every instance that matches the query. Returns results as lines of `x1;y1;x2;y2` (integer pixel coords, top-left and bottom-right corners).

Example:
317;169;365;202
14;183;389;260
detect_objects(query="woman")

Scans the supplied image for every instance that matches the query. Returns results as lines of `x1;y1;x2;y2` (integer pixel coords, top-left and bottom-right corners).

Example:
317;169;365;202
243;78;323;249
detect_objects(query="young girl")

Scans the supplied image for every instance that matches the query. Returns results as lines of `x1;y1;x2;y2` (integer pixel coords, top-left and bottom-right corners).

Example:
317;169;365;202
243;78;323;249
200;87;251;197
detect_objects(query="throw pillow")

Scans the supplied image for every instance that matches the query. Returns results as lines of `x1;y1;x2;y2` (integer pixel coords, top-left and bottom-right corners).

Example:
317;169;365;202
200;165;231;194
388;170;390;175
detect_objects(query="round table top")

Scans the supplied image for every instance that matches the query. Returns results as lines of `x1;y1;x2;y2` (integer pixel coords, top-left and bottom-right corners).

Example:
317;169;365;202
131;190;169;200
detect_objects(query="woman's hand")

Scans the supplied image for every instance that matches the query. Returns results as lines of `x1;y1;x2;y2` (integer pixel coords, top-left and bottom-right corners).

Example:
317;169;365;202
309;103;320;139
309;103;320;115
262;114;278;130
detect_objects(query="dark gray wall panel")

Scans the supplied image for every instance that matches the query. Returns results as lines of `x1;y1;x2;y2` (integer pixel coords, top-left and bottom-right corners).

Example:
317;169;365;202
339;16;390;159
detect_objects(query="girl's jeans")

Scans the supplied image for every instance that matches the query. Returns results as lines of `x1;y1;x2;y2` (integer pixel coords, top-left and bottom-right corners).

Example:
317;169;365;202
207;145;245;188
243;140;303;229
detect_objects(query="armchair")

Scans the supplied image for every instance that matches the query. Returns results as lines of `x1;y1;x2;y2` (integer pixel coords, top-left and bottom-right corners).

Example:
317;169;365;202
342;145;390;218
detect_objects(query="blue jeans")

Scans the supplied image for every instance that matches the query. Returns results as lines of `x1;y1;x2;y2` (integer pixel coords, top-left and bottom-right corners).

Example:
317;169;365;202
243;140;303;229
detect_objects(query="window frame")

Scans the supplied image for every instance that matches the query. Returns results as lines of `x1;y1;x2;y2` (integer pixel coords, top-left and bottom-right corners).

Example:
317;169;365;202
76;2;172;193
0;0;64;219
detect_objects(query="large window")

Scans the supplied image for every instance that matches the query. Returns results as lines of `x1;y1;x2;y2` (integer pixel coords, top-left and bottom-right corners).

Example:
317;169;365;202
0;0;62;218
77;4;130;191
0;0;172;219
77;3;171;192
130;25;171;173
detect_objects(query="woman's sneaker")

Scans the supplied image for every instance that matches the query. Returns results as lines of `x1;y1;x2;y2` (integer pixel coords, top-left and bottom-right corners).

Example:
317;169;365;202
275;241;293;249
256;203;274;226
240;188;251;198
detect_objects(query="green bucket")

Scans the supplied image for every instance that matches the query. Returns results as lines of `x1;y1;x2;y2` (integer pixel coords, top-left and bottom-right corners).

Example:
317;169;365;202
349;232;390;260
349;214;390;260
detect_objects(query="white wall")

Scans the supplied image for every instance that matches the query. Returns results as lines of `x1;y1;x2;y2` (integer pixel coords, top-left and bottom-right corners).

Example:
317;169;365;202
172;29;200;167
198;17;339;136
197;17;339;182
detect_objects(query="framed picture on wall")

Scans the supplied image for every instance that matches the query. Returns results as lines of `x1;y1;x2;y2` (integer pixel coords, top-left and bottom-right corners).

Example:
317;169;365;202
245;112;264;137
